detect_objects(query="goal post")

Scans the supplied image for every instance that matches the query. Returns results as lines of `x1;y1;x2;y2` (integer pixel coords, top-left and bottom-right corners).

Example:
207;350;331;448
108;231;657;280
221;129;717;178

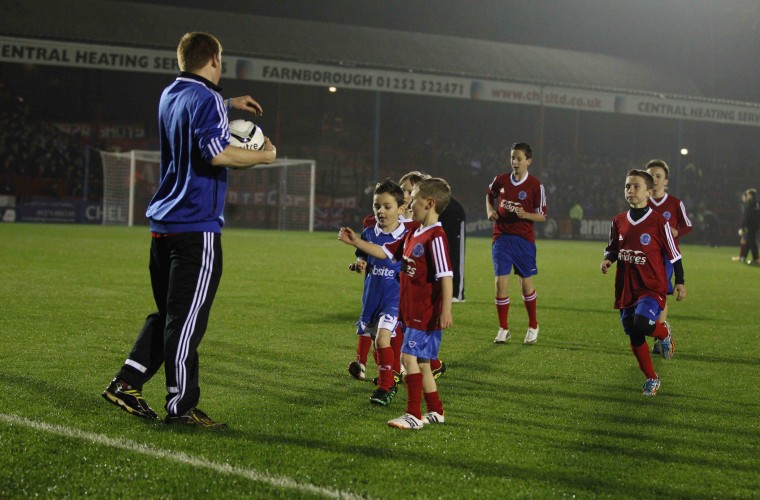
99;149;160;226
226;158;316;231
99;150;316;231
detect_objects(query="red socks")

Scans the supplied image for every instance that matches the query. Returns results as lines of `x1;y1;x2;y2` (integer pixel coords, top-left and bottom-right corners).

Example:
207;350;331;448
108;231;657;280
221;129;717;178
377;347;395;391
652;322;669;340
404;372;423;419
495;297;510;329
356;335;372;365
523;291;538;329
424;391;444;415
403;373;444;419
631;343;657;379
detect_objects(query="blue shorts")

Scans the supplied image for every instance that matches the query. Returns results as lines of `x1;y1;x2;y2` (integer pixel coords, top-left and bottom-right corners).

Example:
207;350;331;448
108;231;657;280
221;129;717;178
492;234;537;278
401;327;442;360
619;296;662;327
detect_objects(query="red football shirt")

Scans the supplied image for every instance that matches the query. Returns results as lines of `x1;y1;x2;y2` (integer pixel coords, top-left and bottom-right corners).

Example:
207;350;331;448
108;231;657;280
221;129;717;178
648;193;693;240
382;223;452;331
604;208;681;310
487;173;547;243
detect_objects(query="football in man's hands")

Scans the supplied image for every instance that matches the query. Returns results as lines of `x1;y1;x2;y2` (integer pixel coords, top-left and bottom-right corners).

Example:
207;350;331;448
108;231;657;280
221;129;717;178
229;119;265;150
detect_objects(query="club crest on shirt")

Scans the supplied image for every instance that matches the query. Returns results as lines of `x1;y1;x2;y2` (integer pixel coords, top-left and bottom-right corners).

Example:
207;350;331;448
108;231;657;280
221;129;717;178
663;211;672;221
639;233;652;245
519;191;527;200
412;243;425;258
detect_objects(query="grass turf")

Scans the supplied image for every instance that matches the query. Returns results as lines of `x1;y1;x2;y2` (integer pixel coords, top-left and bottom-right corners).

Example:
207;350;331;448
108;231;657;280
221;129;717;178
1;223;758;498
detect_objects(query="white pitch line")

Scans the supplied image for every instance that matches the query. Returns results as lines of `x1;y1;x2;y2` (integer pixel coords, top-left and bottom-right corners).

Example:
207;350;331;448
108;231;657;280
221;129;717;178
0;414;367;500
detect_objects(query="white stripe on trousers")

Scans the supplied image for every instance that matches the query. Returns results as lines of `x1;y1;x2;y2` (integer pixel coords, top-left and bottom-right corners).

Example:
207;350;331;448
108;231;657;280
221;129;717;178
167;232;214;416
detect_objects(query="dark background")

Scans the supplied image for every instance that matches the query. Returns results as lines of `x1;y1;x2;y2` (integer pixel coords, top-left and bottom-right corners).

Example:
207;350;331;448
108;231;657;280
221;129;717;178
124;0;760;102
2;0;758;239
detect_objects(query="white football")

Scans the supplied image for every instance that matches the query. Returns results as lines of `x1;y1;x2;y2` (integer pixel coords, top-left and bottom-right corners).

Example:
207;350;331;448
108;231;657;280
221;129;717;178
229;119;265;150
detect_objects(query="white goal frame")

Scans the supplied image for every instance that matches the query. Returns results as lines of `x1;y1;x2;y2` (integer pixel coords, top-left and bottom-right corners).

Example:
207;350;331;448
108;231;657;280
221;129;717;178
100;150;316;231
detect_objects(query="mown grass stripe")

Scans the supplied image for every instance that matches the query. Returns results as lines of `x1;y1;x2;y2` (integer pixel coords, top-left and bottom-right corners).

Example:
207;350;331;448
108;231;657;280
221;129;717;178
0;413;367;500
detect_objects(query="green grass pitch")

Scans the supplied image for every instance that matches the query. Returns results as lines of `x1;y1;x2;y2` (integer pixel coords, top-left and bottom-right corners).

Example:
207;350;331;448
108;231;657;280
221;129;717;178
1;223;759;498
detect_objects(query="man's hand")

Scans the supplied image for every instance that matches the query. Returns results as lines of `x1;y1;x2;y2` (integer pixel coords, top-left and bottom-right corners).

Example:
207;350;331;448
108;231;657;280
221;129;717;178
674;284;687;301
230;95;263;116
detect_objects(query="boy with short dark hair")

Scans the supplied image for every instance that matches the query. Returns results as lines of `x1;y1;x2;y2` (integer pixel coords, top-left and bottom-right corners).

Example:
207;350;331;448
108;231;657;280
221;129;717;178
486;142;546;345
340;178;453;429
601;169;686;396
346;178;410;406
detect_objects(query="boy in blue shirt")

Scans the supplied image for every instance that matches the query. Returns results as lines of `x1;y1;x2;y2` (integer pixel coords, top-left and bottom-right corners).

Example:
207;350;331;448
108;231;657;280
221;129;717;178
348;179;413;405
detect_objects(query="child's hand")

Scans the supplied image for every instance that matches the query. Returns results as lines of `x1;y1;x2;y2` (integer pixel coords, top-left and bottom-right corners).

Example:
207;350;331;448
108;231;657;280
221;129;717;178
439;311;453;329
348;260;366;273
338;227;357;245
600;260;612;274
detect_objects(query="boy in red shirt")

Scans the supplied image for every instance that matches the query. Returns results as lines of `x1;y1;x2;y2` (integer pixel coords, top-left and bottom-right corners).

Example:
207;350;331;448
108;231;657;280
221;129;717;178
340;178;453;429
645;159;692;353
486;143;547;345
601;169;686;396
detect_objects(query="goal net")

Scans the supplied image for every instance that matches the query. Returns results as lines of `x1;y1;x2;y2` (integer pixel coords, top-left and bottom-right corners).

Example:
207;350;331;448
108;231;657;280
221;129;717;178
99;150;316;231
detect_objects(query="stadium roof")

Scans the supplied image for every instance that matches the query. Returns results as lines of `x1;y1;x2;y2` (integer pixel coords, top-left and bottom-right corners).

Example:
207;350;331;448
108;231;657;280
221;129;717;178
1;0;703;98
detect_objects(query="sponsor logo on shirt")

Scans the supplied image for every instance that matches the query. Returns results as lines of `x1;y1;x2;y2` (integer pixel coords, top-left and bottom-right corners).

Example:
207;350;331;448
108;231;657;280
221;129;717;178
499;200;523;213
401;256;417;277
618;248;647;265
371;266;396;278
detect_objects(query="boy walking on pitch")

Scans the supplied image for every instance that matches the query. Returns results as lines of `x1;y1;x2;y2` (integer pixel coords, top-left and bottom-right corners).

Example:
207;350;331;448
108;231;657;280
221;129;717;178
486;142;546;344
396;171;447;379
339;178;453;429
601;169;685;396
645;159;692;353
347;179;411;406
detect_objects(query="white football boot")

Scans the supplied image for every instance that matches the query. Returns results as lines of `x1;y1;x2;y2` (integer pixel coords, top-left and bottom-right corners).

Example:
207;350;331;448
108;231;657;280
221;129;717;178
494;328;511;344
422;411;445;425
387;413;424;430
524;326;539;344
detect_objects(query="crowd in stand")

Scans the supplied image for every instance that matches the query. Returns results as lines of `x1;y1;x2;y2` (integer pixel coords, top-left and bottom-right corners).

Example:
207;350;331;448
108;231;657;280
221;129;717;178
0;81;88;199
0;76;750;244
379;137;747;245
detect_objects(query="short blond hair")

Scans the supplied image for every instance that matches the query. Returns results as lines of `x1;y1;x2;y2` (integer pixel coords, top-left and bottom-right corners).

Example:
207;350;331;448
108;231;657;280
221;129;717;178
646;159;670;178
177;32;222;72
399;171;430;187
415;177;451;214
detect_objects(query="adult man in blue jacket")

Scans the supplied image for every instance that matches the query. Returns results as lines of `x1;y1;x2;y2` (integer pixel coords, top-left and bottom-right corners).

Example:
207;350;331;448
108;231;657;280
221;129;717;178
102;32;276;428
